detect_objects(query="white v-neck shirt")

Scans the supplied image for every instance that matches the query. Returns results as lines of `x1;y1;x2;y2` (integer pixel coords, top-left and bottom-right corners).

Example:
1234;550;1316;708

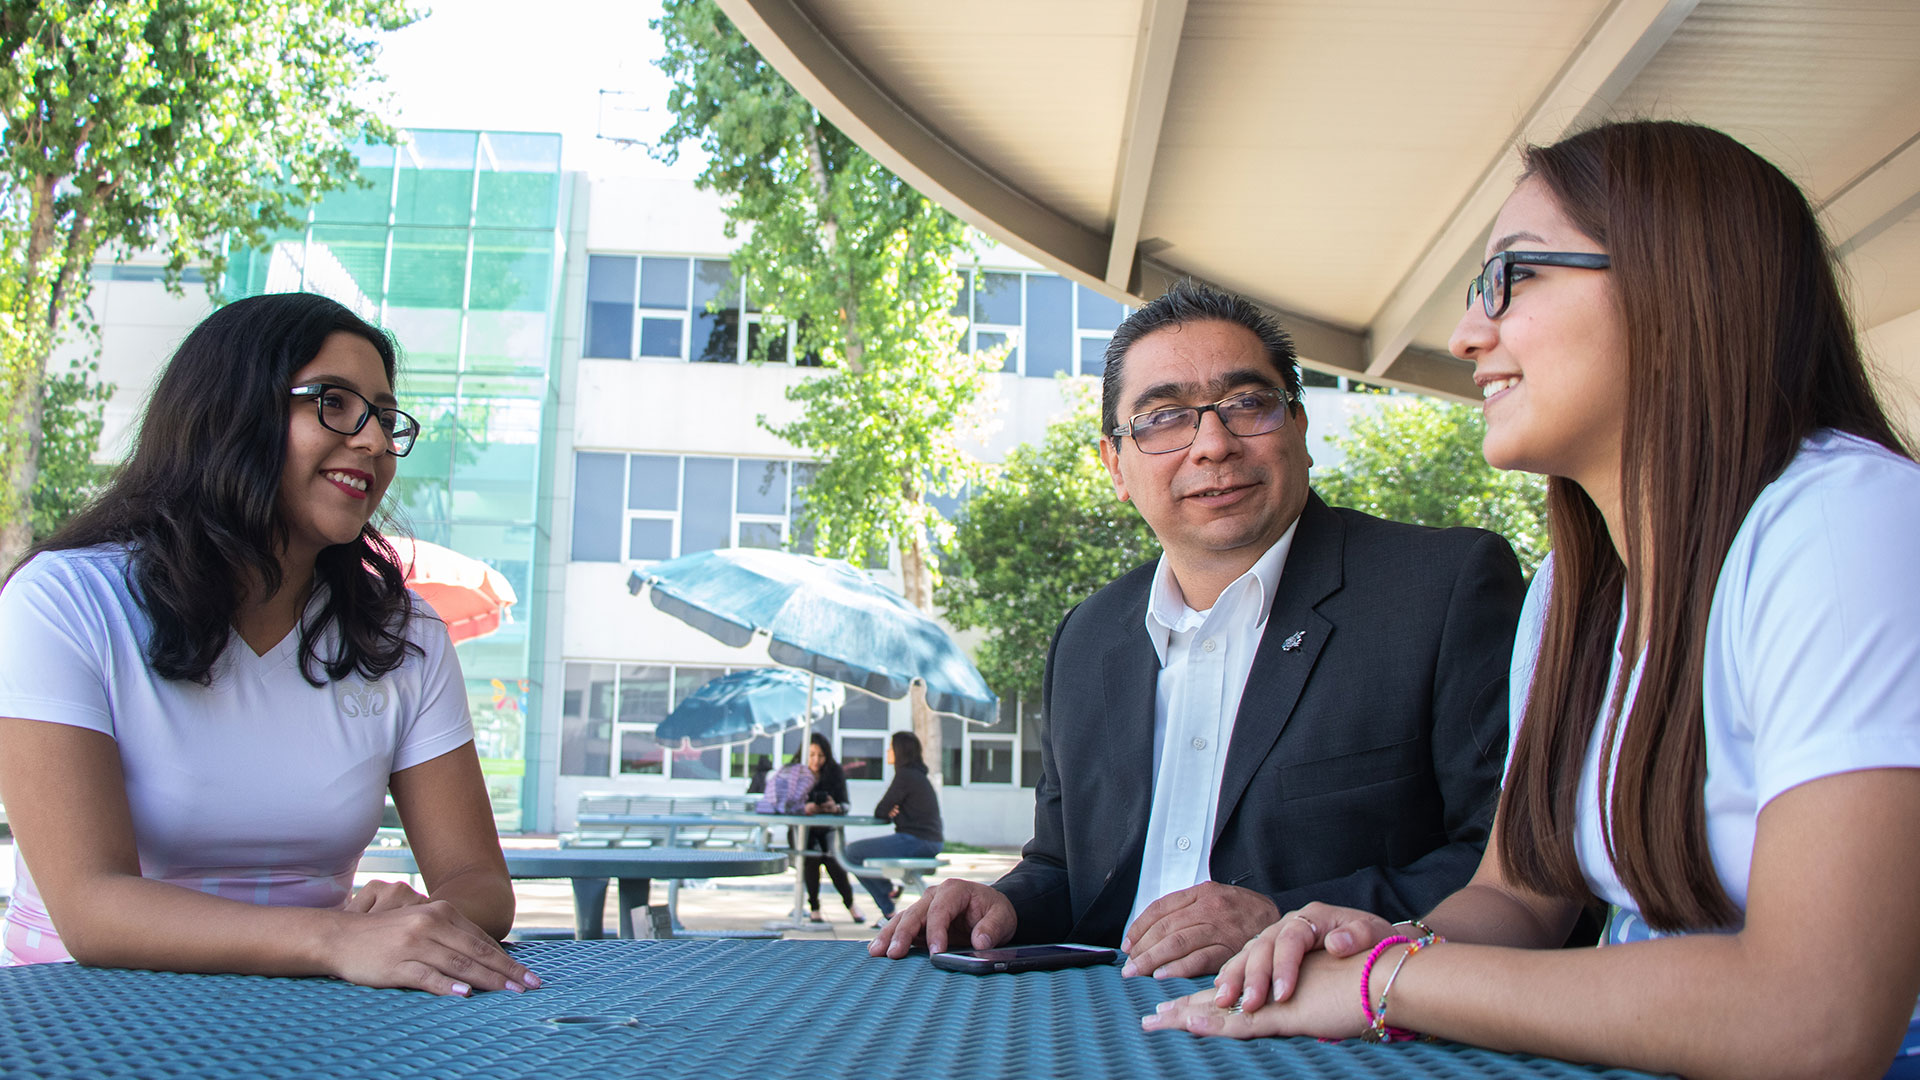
0;545;475;965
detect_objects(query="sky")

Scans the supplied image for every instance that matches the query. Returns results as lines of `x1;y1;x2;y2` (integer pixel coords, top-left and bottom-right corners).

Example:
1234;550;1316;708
370;0;708;178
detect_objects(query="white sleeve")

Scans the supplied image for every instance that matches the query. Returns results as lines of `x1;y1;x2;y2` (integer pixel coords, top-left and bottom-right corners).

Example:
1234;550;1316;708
1503;553;1554;779
391;601;476;772
1733;457;1920;808
0;554;115;735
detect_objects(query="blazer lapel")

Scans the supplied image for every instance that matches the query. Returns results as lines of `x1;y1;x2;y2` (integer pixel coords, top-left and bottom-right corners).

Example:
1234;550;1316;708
1213;494;1344;843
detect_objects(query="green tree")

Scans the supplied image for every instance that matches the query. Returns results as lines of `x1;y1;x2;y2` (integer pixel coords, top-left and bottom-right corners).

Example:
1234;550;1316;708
1314;397;1550;575
0;0;420;570
656;0;1002;771
938;387;1161;703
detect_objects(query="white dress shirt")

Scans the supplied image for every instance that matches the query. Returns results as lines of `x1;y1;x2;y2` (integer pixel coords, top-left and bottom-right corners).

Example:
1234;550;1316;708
1126;522;1298;934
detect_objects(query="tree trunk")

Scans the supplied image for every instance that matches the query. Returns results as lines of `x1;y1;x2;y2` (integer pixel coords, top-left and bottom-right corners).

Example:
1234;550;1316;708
0;177;64;573
899;518;943;786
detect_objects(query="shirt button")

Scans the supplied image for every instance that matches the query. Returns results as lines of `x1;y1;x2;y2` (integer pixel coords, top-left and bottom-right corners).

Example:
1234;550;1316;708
1175;836;1191;851
1202;638;1216;653
1191;737;1207;750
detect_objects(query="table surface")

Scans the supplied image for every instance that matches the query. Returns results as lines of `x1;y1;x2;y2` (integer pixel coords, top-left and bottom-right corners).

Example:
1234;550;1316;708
0;940;1669;1080
356;847;789;880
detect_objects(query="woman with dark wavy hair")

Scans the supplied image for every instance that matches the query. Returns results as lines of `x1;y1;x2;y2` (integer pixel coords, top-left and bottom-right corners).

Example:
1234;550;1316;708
0;292;539;998
1146;120;1920;1079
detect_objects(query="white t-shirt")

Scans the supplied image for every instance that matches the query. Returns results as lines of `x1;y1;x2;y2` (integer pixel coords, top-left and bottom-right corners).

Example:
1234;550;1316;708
1508;431;1920;934
0;545;475;964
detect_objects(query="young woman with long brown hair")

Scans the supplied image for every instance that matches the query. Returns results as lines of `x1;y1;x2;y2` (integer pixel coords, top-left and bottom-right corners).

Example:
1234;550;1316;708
1143;120;1920;1079
0;293;538;997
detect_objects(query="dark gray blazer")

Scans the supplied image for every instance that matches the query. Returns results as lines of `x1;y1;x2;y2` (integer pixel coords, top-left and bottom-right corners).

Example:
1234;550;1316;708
993;492;1524;947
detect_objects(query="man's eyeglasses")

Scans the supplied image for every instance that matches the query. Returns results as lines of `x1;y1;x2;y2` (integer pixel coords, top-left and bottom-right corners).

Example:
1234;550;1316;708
1466;250;1611;319
1111;386;1295;455
290;384;421;457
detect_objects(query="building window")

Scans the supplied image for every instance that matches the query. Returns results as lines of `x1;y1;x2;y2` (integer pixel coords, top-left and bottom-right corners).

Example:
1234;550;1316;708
952;269;1127;378
582;253;802;365
563;660;887;782
571;452;886;568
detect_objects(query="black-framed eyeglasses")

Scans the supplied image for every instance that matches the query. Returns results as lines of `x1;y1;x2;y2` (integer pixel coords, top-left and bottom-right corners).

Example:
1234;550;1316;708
289;383;420;457
1466;250;1611;319
1111;386;1296;455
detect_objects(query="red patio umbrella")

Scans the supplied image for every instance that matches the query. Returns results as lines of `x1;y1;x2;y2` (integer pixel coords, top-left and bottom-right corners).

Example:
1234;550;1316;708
386;537;517;645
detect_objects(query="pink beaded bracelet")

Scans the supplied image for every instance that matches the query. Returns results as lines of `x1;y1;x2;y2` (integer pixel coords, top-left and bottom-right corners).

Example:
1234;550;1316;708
1358;935;1413;1038
1359;933;1442;1043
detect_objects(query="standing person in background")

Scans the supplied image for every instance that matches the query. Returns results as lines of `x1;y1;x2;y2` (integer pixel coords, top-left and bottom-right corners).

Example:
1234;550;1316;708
0;293;538;998
799;732;864;924
1147;120;1920;1080
844;732;942;920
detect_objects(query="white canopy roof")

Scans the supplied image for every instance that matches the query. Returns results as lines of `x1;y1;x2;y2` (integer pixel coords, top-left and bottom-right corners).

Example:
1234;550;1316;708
717;0;1920;405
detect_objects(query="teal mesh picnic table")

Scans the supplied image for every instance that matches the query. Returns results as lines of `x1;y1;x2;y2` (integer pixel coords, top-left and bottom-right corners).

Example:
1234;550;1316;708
0;939;1669;1079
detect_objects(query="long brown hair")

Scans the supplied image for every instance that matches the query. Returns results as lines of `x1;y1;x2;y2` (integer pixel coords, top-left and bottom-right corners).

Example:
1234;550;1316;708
1496;121;1910;930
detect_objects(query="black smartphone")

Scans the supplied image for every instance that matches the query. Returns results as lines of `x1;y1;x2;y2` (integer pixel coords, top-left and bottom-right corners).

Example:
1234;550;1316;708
929;943;1118;974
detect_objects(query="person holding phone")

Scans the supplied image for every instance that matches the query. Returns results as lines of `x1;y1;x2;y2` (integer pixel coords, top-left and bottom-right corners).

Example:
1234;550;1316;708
0;292;539;999
1146;120;1920;1080
843;732;942;919
799;732;864;924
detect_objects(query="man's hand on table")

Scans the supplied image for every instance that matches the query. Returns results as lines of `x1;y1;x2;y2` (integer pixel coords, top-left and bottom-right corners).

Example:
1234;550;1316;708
1120;883;1280;978
869;879;1016;958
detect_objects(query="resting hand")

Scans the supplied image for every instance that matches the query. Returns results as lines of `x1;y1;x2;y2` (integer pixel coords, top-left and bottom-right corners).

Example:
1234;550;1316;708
1210;902;1394;1010
325;899;540;998
869;879;1016;959
1142;949;1368;1040
1120;883;1279;979
803;804;819;816
344;878;433;915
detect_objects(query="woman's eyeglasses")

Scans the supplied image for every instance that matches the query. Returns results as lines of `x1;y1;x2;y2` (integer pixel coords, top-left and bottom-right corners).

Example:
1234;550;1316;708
289;384;421;457
1466;250;1611;319
1112;386;1295;455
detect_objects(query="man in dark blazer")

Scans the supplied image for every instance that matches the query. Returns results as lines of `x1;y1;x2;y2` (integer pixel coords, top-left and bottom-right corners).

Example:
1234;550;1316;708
872;281;1523;978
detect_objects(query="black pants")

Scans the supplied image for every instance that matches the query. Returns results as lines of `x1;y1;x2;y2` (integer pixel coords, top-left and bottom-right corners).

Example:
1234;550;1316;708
796;826;856;911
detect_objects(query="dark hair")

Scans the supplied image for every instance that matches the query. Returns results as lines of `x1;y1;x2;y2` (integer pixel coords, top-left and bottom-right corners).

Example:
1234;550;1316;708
1496;120;1910;931
890;730;925;770
1100;280;1301;436
23;292;421;687
808;731;837;765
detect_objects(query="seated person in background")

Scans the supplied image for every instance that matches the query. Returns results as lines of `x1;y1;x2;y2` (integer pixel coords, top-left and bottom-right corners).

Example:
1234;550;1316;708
1147;120;1920;1080
873;281;1525;978
0;293;538;998
745;754;774;794
799;732;864;924
844;732;942;920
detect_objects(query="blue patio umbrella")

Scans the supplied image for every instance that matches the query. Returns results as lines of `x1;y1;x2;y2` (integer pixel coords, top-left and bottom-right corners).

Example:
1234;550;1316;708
655;667;846;750
625;548;998;724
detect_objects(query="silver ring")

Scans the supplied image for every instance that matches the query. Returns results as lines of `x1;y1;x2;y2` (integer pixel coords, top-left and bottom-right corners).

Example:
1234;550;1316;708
1288;913;1320;937
1224;1001;1243;1015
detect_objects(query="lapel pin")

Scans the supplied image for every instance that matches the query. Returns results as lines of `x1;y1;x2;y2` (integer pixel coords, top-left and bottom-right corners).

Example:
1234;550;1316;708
1281;630;1305;652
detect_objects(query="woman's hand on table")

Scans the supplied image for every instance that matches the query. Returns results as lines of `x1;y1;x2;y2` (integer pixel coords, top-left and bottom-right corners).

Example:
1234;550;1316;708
326;899;541;998
1209;902;1394;1010
1143;947;1370;1040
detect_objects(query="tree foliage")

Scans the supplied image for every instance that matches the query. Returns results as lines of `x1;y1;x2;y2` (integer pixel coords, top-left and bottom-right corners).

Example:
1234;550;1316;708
1313;396;1550;576
655;0;1001;767
939;387;1161;703
0;0;420;570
